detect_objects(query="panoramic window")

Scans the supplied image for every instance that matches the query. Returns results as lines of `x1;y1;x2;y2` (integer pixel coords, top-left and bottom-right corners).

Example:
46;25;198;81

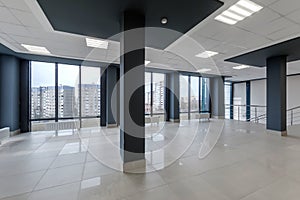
224;82;232;119
180;75;210;120
58;64;80;118
152;73;165;114
81;66;101;127
30;61;102;131
180;75;189;114
145;72;151;115
144;72;166;121
200;77;210;112
31;61;56;120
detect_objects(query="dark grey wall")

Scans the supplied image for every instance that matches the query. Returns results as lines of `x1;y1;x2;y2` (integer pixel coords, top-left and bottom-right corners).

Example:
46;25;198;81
106;66;118;126
0;55;20;131
19;60;30;132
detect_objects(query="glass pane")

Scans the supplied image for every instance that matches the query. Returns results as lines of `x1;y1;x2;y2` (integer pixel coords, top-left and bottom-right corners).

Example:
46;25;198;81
224;82;231;119
31;61;55;119
180;75;189;113
145;72;151;115
190;76;199;112
81;66;101;117
58;64;80;118
152;73;165;114
201;77;210;112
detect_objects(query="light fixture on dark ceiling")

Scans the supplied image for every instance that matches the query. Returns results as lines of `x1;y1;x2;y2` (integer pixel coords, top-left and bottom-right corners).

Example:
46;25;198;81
161;17;168;25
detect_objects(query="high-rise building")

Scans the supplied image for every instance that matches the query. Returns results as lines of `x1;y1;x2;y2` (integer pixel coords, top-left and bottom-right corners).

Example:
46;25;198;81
81;84;101;116
31;86;78;119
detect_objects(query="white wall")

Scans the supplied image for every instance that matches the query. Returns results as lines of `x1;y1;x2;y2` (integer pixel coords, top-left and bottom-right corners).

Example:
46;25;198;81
250;75;300;109
233;83;246;120
251;79;266;106
233;83;246;105
287;75;300;109
245;75;300;124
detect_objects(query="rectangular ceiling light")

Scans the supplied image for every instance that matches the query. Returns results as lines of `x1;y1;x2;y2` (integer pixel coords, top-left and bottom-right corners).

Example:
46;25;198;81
215;0;263;25
145;60;151;66
233;65;250;69
229;5;253;17
222;10;245;21
215;15;238;25
195;51;219;58
21;44;50;54
237;0;263;12
86;38;109;49
197;68;212;73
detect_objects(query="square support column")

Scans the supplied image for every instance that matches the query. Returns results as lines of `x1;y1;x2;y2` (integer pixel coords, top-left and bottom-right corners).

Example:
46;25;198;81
120;11;145;166
246;81;251;121
266;56;287;136
209;76;225;118
166;72;180;122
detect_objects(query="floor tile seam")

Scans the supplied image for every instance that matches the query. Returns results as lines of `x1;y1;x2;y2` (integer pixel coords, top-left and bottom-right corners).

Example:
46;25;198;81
31;149;67;192
77;150;89;200
33;179;82;192
0;192;31;200
237;174;287;200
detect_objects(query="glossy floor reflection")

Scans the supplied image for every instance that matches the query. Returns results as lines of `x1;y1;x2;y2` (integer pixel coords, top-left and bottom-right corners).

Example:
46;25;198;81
1;120;300;199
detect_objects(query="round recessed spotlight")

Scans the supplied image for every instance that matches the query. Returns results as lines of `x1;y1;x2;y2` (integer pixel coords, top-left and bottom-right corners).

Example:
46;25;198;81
161;17;168;25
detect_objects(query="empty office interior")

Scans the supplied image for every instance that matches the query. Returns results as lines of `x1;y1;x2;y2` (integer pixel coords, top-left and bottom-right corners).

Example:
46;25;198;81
1;0;300;199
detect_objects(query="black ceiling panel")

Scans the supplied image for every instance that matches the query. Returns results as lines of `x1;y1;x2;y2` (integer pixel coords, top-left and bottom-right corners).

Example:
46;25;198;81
37;0;223;49
0;44;110;67
226;37;300;67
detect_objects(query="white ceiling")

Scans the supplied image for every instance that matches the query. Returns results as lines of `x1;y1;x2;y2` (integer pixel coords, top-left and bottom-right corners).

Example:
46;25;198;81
0;0;299;81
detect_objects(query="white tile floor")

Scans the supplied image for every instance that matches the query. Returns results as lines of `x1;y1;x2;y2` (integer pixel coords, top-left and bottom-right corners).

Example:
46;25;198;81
1;119;300;199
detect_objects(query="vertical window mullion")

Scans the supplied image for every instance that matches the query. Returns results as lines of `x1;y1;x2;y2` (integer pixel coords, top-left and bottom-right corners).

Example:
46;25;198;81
55;63;58;122
199;77;201;113
188;75;191;120
79;65;82;128
150;72;153;117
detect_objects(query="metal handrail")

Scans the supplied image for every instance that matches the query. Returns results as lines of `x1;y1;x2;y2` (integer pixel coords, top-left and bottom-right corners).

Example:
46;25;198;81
226;104;300;126
225;104;266;108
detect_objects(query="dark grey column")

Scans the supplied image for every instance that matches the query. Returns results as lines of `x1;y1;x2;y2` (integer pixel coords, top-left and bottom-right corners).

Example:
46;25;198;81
209;76;225;118
166;72;180;122
20;60;30;133
100;70;107;127
230;83;234;119
246;81;251;121
120;11;145;164
106;66;118;127
0;55;20;133
266;56;287;136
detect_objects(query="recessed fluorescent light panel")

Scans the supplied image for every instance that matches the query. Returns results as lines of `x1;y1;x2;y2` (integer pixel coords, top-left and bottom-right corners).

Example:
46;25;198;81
233;65;250;69
215;0;263;25
195;51;219;58
86;38;109;49
197;68;212;73
145;60;151;66
21;44;50;54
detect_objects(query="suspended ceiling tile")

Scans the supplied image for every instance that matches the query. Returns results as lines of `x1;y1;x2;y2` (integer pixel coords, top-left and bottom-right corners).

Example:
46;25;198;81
0;6;22;25
269;0;300;15
236;8;281;31
247;17;294;36
0;22;31;36
254;0;280;6
266;25;300;41
1;0;31;12
10;9;42;28
285;9;300;25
